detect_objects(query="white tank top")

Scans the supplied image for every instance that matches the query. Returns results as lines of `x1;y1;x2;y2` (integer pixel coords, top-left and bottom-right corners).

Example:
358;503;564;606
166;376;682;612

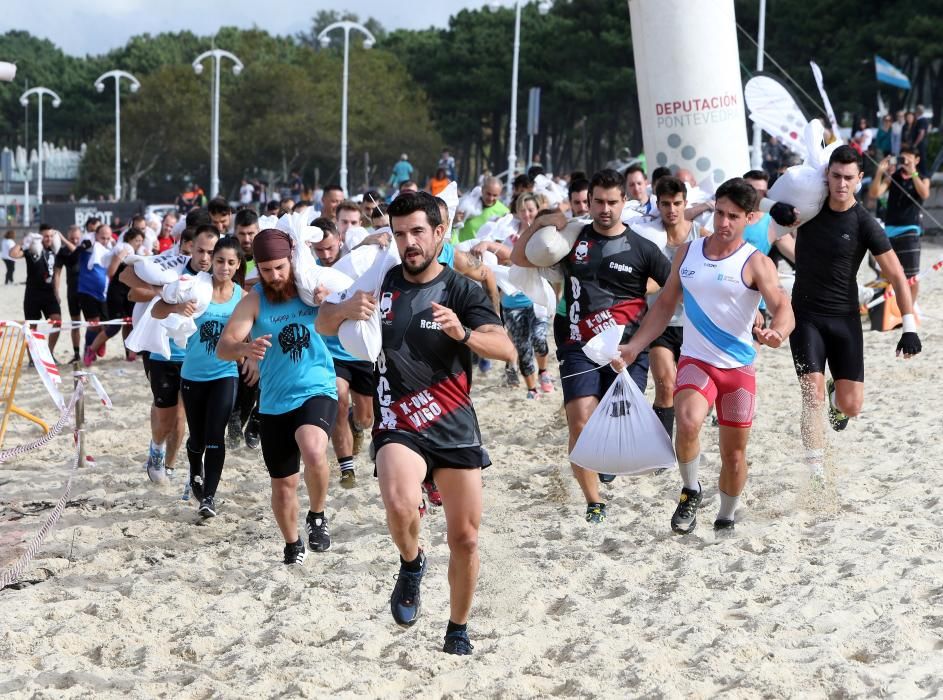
678;237;762;368
636;221;701;327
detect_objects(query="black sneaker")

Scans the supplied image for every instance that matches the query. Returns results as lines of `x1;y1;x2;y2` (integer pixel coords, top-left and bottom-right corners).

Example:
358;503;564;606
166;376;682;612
226;412;243;450
283;537;306;565
585;502;607;524
670;484;702;534
713;518;735;532
305;512;331;552
391;551;426;626
827;378;849;431
244;410;261;450
189;475;205;502
598;473;616;484
198;496;216;518
443;629;474;655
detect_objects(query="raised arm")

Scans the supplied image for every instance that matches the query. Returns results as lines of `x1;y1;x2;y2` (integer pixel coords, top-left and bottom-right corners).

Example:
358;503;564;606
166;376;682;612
509;211;567;268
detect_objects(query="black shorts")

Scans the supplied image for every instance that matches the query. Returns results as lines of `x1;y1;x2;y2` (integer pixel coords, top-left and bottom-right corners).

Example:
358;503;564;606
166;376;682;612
370;430;491;482
790;311;864;382
24;288;60;321
149;360;183;408
67;291;81;319
890;233;920;279
557;343;648;404
259;395;338;479
78;293;107;321
650;325;683;362
333;358;377;397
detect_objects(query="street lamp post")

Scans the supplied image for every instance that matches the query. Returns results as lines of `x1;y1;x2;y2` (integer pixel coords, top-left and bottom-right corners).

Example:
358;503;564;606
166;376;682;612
496;1;551;199
318;21;376;197
192;49;243;199
94;70;141;201
751;0;767;169
19;87;62;225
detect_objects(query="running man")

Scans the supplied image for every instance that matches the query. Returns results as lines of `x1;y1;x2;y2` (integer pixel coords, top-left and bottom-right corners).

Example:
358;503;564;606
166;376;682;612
510;169;671;523
10;224;72;354
153;237;246;517
788;145;921;477
317;191;515;655
217;228;338;564
615;178;794;532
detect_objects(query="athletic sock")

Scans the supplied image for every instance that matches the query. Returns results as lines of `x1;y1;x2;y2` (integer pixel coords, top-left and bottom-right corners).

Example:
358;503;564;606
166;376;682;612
401;551;423;573
338;456;354;473
717;490;739;521
679;454;701;492
653;405;675;439
309;510;325;521
446;620;467;635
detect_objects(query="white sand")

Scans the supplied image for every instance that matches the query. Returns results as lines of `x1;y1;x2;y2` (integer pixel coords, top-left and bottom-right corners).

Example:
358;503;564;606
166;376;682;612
1;245;941;698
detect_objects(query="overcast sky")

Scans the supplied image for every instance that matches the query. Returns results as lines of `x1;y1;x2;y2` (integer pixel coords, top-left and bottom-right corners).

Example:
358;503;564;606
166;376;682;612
7;0;490;56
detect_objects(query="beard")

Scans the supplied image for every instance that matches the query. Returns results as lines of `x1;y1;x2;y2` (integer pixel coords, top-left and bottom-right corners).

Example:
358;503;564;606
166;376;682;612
401;246;436;276
259;275;296;304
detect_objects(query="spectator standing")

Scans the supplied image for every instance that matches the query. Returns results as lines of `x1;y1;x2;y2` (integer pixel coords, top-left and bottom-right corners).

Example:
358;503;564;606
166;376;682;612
389;154;414;190
438;148;456;181
875;115;893;156
239;179;255;207
1;230;15;284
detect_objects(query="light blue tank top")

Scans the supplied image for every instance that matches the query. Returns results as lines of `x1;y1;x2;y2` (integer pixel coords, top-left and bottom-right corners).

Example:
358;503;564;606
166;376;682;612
501;291;533;309
181;285;243;382
251;286;337;414
438;242;455;267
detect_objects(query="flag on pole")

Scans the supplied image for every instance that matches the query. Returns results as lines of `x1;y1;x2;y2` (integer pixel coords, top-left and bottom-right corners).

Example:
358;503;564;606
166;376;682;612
875;56;911;90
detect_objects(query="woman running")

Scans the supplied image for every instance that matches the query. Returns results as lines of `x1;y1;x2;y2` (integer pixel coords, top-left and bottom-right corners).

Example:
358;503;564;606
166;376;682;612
152;237;247;518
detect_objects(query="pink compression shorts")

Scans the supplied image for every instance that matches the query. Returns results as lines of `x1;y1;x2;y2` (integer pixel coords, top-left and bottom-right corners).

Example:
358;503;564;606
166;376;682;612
674;356;756;428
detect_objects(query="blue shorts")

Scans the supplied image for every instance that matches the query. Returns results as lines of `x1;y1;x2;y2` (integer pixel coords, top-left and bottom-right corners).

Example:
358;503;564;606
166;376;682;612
557;344;649;404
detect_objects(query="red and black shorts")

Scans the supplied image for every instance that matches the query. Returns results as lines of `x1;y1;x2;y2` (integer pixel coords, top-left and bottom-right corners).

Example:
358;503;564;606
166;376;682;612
675;356;757;428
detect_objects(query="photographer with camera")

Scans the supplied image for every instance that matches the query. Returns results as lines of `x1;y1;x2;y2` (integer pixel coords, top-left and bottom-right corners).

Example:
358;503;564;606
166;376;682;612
869;147;930;303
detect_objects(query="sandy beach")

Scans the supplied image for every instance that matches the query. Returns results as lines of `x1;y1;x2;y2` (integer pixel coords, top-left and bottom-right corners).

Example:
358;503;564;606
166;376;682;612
1;243;942;698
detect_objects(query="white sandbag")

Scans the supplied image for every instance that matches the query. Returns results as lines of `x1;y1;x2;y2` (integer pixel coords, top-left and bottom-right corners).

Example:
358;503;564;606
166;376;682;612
87;241;111;270
582;324;626;365
275;209;351;305
766;120;841;239
524;217;588;267
569;369;676;475
344;225;370;250
127;252;190;285
160;271;215;348
439;181;459;232
328;245;397;362
457;186;483;220
532;174;568;208
125;297;171;356
508;265;556;311
332;244;383;279
488;264;520;296
258;215;279;230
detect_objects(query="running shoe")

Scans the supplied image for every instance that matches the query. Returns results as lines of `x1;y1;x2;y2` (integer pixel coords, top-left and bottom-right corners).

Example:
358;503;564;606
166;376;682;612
670;485;702;534
585;502;607;524
340;468;357;489
443;629;474;656
423;479;442;507
598;473;616;484
526;388;541;400
97;344;107;358
146;450;167;484
226;413;243;450
713;518;735;532
539;371;555;394
244;411;261;450
198;496;217;518
189;475;205;502
82;346;96;367
477;358;492;374
504;370;521;388
826;378;849;431
305;512;331;552
283;538;306;565
391;551;426;626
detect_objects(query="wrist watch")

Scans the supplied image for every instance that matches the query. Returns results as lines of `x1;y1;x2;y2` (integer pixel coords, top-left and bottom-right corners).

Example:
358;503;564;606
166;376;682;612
459;325;472;344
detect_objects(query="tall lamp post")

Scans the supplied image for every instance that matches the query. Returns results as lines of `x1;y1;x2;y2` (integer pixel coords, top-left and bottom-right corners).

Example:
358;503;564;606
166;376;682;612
192;49;243;199
751;0;767;169
494;1;551;199
318;21;376;197
19;86;62;225
94;70;140;201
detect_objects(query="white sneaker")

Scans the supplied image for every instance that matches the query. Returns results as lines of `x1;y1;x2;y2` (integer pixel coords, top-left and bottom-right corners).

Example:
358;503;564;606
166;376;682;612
146;453;168;484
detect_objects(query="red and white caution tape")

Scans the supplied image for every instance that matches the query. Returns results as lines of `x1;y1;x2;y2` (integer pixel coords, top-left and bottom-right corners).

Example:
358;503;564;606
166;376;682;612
866;257;943;309
22;317;133;331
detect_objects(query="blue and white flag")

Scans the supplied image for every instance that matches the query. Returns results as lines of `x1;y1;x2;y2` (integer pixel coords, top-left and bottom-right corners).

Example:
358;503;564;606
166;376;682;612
875;56;911;90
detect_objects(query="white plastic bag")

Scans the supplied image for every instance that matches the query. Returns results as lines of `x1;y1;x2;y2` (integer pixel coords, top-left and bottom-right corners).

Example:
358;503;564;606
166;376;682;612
524;217;588;267
582;324;626;365
767;120;842;238
569;369;676;475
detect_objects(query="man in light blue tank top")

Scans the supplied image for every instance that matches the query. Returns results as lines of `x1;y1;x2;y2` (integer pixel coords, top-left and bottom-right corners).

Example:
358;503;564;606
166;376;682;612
218;228;339;565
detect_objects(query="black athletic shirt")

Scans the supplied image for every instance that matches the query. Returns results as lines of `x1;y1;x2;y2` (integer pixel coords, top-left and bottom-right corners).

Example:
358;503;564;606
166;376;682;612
561;224;670;346
55;247;81;296
24;247;57;293
374;264;501;449
793;202;891;316
884;171;923;227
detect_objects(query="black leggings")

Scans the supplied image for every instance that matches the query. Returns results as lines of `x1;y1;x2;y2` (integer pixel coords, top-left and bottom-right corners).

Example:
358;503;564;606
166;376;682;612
3;259;14;284
181;376;238;498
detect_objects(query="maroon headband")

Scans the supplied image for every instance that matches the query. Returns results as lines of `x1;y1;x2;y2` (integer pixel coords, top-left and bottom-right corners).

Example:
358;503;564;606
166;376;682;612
252;228;292;263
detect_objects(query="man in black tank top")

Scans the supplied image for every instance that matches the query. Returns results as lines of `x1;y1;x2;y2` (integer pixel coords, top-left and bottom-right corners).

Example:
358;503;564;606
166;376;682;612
512;169;670;524
319;192;515;656
786;146;921;479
